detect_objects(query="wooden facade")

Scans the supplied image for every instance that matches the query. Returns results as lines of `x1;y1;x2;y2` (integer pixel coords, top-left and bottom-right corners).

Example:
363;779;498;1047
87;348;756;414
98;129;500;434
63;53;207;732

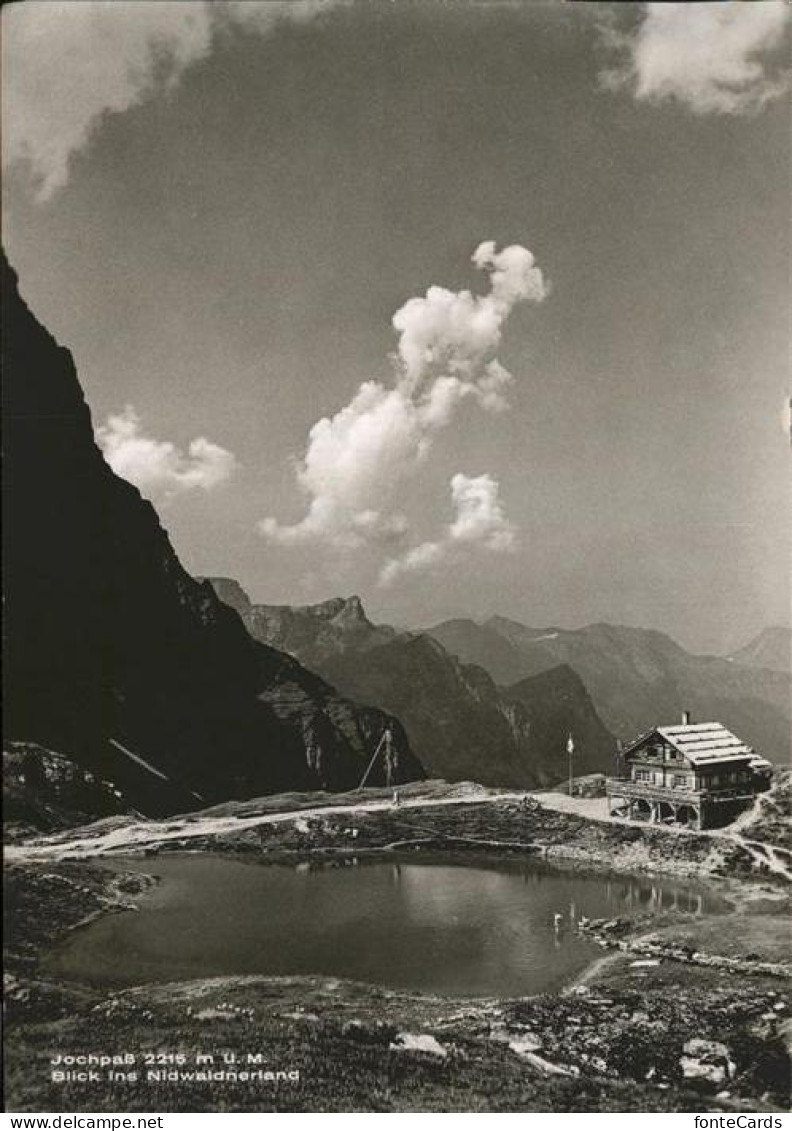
606;718;772;831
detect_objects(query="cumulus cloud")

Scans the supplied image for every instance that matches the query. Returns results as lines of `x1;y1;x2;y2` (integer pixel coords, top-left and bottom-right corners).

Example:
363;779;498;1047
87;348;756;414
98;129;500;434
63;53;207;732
259;242;546;551
379;473;516;587
96;406;237;499
2;0;349;200
448;472;516;551
599;2;791;115
394;241;546;398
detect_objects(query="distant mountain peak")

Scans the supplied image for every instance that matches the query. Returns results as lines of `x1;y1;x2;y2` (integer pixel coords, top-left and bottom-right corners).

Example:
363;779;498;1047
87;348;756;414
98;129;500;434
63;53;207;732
265;594;373;627
313;594;369;624
729;625;791;674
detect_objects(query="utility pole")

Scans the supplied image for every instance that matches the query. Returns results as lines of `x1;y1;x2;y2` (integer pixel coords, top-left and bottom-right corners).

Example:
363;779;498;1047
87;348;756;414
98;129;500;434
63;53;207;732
384;727;395;787
358;726;397;791
567;732;574;797
358;731;386;790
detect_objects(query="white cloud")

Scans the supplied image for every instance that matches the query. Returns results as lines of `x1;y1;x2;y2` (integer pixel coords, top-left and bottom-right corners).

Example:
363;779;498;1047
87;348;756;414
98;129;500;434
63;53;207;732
259;242;546;550
379;541;446;587
96;405;237;499
599;2;791;116
379;473;516;587
219;1;352;33
448;472;516;551
782;397;792;443
393;241;546;398
2;0;349;200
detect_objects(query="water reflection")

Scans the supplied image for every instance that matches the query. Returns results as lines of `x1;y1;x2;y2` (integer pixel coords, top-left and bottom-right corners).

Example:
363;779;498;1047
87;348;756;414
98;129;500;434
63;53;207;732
45;855;724;999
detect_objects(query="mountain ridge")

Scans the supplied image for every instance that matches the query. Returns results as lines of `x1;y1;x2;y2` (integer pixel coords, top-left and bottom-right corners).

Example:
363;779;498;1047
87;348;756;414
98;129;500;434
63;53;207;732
728;626;791;675
204;583;617;788
427;615;791;764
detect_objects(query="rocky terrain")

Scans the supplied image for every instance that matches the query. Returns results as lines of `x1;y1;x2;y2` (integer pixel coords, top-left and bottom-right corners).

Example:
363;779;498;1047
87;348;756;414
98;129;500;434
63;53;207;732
10;774;792;887
2;256;421;814
202;582;615;789
427;616;791;764
729;771;792;852
204;582;397;665
3;743;131;838
4;789;790;1113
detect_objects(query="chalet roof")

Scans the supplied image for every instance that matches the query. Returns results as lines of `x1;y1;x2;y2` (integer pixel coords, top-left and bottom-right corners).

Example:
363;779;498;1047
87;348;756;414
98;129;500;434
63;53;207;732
747;753;773;772
626;722;756;767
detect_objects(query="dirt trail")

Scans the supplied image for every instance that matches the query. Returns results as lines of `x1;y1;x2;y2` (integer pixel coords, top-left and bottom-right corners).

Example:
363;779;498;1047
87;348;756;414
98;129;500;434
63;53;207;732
536;790;790;855
8;781;791;884
725;835;792;881
4;788;523;863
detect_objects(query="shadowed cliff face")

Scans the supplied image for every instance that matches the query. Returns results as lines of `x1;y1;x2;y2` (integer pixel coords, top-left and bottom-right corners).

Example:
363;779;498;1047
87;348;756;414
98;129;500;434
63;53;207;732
202;582;616;789
1;256;421;812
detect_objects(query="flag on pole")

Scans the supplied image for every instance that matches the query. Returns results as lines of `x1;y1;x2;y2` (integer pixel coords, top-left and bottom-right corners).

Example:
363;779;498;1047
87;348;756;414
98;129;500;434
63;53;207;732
566;733;574;755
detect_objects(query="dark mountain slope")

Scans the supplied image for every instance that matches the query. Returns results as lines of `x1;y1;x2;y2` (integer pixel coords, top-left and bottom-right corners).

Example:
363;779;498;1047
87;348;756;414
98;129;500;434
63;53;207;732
205;584;616;788
321;639;615;788
2;256;421;812
426;618;551;685
321;633;526;786
504;664;618;775
428;615;790;764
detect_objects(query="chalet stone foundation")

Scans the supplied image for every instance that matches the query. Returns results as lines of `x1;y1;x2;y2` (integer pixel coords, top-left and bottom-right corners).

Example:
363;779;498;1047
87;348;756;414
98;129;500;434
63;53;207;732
606;791;754;831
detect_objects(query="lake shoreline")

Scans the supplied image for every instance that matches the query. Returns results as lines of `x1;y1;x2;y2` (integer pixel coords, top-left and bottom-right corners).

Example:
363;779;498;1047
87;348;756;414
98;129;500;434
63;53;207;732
40;850;732;995
4;789;790;1112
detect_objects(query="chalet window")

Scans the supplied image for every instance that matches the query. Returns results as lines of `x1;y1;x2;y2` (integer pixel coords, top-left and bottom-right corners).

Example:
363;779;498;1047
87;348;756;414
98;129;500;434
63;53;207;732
673;774;689;788
635;769;653;783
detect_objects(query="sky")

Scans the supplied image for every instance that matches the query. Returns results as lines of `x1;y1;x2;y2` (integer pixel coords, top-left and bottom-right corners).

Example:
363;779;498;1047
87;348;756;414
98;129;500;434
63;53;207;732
3;0;790;654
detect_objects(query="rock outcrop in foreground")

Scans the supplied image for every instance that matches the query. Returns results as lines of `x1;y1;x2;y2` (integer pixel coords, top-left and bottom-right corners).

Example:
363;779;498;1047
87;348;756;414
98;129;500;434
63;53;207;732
2;257;421;813
3;743;130;836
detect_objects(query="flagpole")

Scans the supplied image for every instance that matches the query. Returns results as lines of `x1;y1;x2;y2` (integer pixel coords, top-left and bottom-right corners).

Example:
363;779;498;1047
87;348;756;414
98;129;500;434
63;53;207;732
567;733;574;797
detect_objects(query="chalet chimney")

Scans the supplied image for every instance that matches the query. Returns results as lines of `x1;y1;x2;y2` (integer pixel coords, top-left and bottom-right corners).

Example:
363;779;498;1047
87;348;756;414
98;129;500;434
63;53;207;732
682;710;691;726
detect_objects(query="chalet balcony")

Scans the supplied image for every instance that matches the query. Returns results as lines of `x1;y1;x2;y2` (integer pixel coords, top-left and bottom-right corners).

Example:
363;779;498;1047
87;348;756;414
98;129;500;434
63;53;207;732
605;777;756;805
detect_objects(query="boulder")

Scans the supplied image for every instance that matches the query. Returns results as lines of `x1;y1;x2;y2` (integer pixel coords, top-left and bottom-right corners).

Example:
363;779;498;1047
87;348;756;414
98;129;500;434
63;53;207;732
680;1039;736;1088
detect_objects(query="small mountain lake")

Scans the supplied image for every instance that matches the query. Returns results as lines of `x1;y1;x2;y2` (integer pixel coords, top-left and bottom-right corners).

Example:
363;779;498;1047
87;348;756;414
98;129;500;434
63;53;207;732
45;854;728;997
